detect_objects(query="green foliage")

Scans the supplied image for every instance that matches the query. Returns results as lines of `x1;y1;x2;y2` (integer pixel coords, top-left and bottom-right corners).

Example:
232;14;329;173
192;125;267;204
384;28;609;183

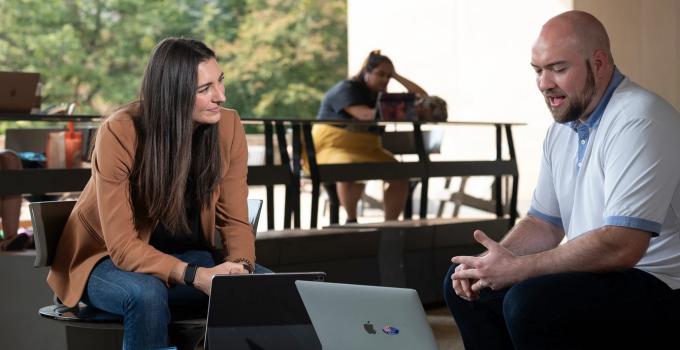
219;0;347;118
0;0;347;119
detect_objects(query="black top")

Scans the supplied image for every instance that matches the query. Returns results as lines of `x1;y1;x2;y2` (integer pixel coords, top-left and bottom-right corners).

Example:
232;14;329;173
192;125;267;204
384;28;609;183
149;195;209;255
317;79;376;121
317;79;380;133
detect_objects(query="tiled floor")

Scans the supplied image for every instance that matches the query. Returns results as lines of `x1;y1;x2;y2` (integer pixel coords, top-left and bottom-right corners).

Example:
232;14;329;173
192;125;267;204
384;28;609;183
426;306;464;350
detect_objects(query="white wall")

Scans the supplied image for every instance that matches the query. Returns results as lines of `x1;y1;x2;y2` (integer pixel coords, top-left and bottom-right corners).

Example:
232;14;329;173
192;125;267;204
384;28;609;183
348;0;572;214
575;0;680;111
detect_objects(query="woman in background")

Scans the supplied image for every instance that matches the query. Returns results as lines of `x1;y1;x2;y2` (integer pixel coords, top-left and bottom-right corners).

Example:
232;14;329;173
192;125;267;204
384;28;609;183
314;50;427;223
48;37;268;349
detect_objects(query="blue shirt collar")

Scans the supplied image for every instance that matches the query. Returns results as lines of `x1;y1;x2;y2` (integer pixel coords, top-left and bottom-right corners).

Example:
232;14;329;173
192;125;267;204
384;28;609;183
569;68;624;131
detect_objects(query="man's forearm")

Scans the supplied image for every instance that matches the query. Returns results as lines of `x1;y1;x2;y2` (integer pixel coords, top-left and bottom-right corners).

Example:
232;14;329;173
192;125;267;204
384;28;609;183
520;225;650;278
500;215;564;256
451;223;652;292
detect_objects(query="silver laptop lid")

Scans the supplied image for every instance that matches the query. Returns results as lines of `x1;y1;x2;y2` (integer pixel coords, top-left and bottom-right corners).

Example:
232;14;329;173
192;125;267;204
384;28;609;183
295;281;438;350
0;71;40;113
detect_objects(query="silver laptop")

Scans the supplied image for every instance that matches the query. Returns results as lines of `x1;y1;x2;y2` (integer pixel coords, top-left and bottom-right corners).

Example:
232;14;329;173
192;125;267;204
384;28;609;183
295;281;439;350
0;71;40;113
205;272;325;350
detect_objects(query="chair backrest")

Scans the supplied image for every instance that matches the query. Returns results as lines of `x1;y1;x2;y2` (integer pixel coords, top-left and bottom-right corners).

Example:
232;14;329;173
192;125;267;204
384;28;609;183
30;199;264;268
247;198;263;234
29;200;76;268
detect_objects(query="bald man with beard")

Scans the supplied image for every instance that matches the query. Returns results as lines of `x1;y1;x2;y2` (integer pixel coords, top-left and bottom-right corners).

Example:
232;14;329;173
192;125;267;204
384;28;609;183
443;10;680;349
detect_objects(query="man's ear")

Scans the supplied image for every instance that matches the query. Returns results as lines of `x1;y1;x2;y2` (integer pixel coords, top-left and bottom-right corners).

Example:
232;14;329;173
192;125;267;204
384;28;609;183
591;49;610;78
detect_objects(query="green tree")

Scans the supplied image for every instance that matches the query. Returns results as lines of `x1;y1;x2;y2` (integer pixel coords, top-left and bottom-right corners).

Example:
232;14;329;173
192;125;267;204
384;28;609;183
0;0;346;118
219;0;347;118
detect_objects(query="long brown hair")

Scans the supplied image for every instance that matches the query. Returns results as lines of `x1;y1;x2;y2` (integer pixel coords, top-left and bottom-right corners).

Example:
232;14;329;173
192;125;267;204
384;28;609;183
129;37;222;234
351;49;393;82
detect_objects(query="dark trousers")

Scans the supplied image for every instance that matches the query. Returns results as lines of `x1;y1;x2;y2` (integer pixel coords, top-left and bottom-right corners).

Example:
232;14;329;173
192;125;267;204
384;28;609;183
443;264;680;350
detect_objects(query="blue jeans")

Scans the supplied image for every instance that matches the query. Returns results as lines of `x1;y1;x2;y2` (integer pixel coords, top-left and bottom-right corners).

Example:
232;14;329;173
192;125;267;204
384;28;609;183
83;250;272;350
443;264;680;350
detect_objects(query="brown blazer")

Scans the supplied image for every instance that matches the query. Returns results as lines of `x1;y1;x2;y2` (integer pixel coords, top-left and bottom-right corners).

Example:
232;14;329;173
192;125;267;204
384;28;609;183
47;107;255;307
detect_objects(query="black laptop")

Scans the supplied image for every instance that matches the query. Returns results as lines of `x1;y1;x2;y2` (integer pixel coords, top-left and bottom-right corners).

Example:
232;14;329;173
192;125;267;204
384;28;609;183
205;272;326;350
0;71;40;113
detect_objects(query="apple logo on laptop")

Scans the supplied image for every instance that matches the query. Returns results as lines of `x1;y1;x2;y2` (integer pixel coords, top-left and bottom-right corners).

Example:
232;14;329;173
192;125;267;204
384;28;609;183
363;321;377;334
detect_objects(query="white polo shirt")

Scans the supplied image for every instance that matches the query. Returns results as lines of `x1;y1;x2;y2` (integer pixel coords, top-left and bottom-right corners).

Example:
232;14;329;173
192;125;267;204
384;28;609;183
529;70;680;289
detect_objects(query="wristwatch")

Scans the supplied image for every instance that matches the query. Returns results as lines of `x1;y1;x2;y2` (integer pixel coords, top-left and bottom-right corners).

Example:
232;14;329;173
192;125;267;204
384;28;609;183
184;264;199;287
234;258;254;273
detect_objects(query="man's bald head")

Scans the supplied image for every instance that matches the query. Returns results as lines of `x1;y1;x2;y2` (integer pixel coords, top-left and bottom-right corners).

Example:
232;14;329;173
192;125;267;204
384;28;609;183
531;11;616;123
539;10;613;64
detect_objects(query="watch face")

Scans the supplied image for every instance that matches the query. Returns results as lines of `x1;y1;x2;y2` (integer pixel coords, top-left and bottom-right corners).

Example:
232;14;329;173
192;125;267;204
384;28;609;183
184;264;198;286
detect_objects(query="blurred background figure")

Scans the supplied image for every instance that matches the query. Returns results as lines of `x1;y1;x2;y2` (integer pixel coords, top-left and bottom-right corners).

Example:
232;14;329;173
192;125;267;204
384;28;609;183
313;50;428;223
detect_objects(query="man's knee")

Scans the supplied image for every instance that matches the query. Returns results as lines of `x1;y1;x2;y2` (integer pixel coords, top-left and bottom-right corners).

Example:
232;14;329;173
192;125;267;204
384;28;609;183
442;264;455;296
443;264;465;309
502;281;536;329
502;276;573;346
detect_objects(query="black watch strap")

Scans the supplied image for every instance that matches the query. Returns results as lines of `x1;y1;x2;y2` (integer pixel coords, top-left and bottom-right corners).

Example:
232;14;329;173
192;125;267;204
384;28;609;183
184;264;198;287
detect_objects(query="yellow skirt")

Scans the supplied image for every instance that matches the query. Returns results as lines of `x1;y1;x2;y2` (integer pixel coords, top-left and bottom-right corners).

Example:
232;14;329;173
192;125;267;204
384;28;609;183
311;124;396;164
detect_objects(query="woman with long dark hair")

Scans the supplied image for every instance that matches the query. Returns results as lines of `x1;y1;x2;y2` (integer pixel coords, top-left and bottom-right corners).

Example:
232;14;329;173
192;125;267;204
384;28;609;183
314;50;428;223
47;37;267;349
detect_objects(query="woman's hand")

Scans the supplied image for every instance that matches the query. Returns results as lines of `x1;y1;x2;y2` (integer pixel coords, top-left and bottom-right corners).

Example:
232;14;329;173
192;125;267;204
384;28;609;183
193;261;248;295
390;70;428;97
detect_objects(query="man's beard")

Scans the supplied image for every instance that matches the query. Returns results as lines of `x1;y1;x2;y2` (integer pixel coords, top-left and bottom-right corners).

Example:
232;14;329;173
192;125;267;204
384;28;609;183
546;60;597;123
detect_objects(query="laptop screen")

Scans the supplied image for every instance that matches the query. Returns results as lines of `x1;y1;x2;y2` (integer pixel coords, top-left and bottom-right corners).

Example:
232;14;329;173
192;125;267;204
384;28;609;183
0;71;40;113
206;272;325;350
376;92;417;121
